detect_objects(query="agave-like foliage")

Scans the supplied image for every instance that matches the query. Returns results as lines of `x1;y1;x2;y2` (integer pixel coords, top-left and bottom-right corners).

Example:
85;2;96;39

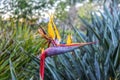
78;4;120;80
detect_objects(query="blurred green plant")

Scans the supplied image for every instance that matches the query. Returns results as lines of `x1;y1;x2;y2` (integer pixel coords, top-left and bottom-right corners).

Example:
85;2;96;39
0;20;43;79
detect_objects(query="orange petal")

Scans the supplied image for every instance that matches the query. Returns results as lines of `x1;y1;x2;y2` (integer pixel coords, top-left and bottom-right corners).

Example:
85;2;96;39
52;20;61;42
48;17;55;39
66;34;72;44
40;48;44;54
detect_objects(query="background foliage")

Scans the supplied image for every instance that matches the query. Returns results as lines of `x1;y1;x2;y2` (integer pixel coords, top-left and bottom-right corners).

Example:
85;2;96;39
0;0;120;80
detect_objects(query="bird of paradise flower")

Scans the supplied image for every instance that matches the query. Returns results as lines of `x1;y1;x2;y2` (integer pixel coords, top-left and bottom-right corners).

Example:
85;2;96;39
38;15;96;80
